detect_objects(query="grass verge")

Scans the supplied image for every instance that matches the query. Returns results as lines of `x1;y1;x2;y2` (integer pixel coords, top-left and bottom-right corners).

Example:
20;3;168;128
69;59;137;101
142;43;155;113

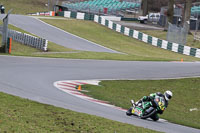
40;18;200;61
82;78;200;129
0;20;74;55
0;18;200;61
0;92;160;133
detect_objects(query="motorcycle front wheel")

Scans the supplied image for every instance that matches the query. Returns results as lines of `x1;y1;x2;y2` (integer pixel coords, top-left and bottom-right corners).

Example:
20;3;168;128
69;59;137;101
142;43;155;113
126;107;133;116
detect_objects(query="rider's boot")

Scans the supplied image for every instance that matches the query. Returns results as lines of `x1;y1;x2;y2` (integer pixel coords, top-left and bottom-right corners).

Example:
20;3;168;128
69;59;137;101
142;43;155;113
130;100;135;107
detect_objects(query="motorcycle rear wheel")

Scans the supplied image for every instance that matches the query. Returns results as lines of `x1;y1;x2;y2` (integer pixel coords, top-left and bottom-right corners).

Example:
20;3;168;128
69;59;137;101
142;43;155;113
140;108;156;119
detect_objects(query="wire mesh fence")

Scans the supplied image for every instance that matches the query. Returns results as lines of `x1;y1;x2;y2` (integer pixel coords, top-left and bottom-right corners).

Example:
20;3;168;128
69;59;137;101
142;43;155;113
167;22;189;45
194;19;200;41
194;32;200;41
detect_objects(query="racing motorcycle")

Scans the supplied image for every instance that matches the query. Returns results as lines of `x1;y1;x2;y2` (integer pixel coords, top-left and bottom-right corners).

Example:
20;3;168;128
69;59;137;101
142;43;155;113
126;95;166;121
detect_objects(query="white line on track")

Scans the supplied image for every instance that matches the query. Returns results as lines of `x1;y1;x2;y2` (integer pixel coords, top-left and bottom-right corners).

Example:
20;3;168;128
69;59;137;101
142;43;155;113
36;18;122;54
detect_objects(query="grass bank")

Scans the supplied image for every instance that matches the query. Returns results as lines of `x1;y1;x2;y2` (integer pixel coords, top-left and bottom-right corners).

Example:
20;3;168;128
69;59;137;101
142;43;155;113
0;92;160;132
0;36;74;56
41;18;200;61
0;21;74;55
0;23;160;133
0;18;200;61
82;78;200;129
0;0;48;14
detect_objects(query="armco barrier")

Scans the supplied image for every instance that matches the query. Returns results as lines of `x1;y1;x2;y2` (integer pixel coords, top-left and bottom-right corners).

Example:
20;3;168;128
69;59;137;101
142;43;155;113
94;15;200;58
0;26;48;51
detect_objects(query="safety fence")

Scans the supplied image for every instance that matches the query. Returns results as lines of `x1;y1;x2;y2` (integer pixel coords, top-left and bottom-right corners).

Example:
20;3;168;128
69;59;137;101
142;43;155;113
194;19;200;41
194;32;200;41
167;23;189;45
0;26;48;51
94;15;200;58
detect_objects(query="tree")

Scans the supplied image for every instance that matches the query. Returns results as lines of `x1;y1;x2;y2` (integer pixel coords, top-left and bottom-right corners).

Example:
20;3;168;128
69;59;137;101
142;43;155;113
142;0;148;16
164;0;174;31
167;0;174;23
181;0;192;28
48;0;59;11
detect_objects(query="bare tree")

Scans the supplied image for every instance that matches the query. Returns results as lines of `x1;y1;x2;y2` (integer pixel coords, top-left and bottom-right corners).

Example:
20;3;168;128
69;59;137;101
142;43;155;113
181;0;192;27
164;0;174;31
167;0;175;23
48;0;59;11
141;0;148;16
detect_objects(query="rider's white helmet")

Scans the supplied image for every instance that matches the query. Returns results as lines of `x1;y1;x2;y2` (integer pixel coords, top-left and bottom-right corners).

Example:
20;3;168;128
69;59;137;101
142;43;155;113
164;90;173;101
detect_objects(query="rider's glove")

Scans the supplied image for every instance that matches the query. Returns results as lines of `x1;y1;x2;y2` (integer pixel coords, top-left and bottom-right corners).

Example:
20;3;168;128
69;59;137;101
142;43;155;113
142;96;152;101
142;96;148;101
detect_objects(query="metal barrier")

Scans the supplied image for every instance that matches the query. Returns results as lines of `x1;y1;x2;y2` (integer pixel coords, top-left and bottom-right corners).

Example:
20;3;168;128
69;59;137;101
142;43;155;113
0;26;48;51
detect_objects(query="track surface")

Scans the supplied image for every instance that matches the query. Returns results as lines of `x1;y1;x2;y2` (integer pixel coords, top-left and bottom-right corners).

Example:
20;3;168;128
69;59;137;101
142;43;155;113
0;14;200;132
0;56;200;133
0;14;119;53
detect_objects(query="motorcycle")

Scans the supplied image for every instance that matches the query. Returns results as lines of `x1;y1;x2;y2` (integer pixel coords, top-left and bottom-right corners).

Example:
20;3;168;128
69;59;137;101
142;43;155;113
126;95;166;121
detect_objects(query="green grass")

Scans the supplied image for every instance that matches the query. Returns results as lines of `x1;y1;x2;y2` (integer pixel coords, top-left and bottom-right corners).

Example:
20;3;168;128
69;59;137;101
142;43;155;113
0;23;160;133
139;30;200;48
7;23;74;53
0;0;48;14
0;92;160;133
1;18;200;61
0;37;75;56
0;20;74;55
40;19;200;61
0;34;74;56
82;78;200;129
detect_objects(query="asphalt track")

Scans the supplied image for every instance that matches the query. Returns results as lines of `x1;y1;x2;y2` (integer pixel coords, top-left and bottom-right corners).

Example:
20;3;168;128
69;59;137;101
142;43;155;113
0;14;119;53
0;15;200;132
0;55;200;133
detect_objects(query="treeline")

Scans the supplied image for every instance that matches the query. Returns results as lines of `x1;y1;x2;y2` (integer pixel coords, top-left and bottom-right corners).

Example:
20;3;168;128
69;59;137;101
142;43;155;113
149;0;200;12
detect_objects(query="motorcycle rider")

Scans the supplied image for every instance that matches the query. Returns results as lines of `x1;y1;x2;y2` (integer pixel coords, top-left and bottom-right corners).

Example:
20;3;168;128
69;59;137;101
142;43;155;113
0;5;5;14
131;90;173;121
